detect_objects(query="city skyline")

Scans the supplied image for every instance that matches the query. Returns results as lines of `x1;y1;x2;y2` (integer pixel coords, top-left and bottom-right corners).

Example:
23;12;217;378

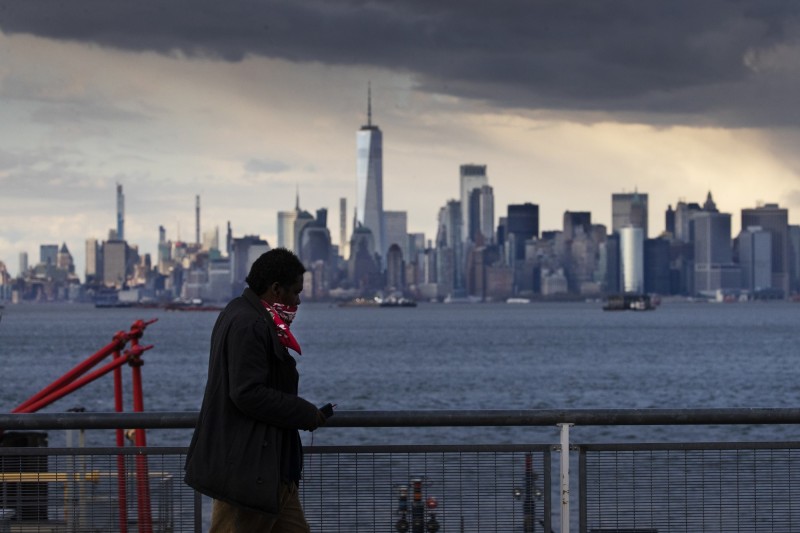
3;2;800;278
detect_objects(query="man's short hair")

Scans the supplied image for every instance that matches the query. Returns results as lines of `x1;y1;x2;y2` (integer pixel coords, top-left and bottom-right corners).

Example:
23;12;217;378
245;248;306;295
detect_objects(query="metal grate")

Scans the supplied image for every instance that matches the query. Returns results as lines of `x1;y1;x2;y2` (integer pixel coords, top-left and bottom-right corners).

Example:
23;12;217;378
0;447;197;533
580;442;800;533
302;444;552;532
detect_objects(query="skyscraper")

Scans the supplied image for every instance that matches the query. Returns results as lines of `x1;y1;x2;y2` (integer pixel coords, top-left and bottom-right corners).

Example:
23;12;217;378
356;85;385;260
506;203;539;261
665;205;676;237
738;226;772;293
468;185;495;244
19;252;28;276
693;211;740;295
612;192;648;238
230;235;269;294
85;239;99;282
644;237;671;294
103;239;128;288
277;211;298;250
195;195;201;246
563;211;592;240
277;189;300;251
436;200;463;294
57;243;74;273
789;225;800;293
460;164;488;243
384;211;408;261
741;203;789;295
116;183;125;241
620;226;644;293
339;197;348;259
40;244;58;266
673;201;703;242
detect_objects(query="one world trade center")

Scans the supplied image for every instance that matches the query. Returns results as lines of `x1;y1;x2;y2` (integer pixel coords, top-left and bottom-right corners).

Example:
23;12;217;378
356;86;385;260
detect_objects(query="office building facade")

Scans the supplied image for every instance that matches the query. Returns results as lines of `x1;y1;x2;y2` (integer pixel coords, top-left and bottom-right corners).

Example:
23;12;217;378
468;185;495;245
612;192;648;238
563;211;592;240
741;204;789;295
738;226;772;293
384;211;409;261
506;203;539;261
459;164;488;243
277;211;298;250
693;211;740;295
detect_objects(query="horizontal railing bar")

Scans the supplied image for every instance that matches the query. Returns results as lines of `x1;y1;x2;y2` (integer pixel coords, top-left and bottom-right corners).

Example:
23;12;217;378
8;441;799;455
306;443;554;454
0;446;189;456
2;408;800;430
580;441;800;451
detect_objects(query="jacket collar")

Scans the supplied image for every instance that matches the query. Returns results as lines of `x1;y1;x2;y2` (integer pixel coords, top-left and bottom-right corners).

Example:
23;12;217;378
242;287;270;318
242;287;290;362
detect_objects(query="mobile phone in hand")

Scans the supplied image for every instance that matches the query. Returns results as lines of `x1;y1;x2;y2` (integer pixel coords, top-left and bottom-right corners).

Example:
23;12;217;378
320;403;336;418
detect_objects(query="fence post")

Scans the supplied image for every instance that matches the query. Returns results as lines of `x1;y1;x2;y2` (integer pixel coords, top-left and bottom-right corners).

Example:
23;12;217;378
558;423;573;533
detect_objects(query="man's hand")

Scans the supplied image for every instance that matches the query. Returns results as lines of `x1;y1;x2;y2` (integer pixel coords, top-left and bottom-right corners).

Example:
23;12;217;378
305;409;327;431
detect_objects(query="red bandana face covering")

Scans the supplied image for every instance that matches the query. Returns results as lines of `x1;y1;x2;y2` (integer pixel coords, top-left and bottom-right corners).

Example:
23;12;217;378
261;300;302;355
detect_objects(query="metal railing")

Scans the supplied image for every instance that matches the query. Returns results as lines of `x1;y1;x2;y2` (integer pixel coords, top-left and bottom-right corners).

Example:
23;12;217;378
2;408;800;533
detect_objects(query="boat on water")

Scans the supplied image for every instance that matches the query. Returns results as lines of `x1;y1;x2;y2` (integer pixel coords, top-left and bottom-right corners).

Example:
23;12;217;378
339;296;418;308
378;297;417;308
602;293;655;311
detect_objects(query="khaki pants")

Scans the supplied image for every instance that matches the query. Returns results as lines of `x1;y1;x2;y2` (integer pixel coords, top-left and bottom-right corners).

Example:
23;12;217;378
209;483;310;533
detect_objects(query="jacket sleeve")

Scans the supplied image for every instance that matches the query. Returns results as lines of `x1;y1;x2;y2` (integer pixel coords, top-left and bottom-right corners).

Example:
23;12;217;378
225;317;319;430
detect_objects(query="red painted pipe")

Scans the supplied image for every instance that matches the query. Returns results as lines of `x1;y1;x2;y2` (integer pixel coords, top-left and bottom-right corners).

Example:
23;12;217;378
13;319;157;414
9;318;158;532
13;330;130;413
130;341;153;533
113;348;129;533
18;354;132;414
17;345;153;414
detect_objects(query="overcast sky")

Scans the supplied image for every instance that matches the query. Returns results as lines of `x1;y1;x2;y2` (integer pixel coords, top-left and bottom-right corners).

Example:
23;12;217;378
2;0;800;278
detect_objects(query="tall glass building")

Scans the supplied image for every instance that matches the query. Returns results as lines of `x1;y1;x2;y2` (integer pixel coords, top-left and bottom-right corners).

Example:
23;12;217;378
460;164;488;243
620;226;644;294
356;89;385;261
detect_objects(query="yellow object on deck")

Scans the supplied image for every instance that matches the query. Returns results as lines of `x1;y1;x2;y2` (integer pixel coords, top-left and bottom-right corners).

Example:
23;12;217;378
0;472;101;483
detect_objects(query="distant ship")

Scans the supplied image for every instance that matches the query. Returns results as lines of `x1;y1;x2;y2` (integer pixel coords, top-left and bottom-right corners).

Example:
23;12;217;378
378;297;417;308
339;296;417;308
603;294;655;311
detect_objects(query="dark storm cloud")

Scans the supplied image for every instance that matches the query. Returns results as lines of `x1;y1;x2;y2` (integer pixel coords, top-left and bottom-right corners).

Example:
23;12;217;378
2;0;800;126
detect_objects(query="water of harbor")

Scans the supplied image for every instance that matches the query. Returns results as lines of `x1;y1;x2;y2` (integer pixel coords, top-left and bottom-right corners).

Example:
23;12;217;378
1;300;799;447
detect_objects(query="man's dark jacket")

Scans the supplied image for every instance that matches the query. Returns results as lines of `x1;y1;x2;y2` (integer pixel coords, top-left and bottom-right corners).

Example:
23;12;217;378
184;288;319;514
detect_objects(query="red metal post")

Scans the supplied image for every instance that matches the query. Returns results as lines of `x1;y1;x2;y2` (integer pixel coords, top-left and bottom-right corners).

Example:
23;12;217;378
114;347;129;533
10;317;158;532
129;341;153;533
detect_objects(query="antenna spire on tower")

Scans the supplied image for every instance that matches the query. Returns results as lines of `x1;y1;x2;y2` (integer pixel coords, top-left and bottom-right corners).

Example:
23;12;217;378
367;81;372;127
295;184;300;212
